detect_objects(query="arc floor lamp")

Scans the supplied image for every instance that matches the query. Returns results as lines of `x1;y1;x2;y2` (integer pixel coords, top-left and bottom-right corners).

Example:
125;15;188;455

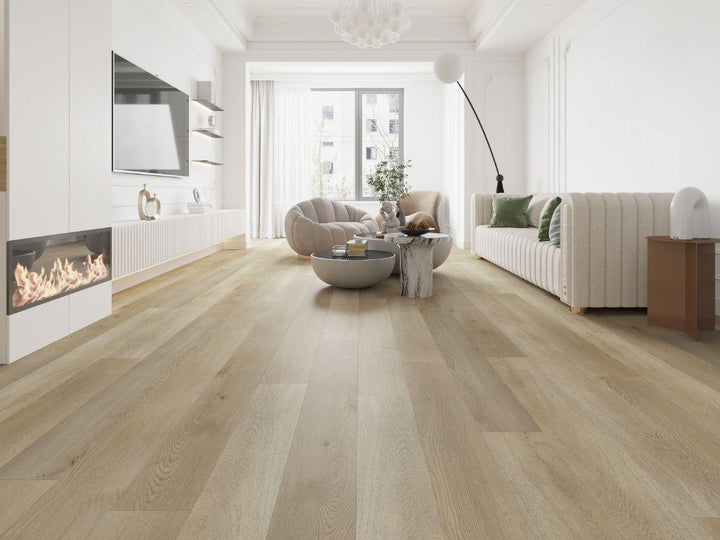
434;52;505;193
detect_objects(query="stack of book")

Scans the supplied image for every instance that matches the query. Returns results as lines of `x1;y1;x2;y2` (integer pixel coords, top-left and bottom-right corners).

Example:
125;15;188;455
331;244;347;258
187;203;210;214
347;239;368;258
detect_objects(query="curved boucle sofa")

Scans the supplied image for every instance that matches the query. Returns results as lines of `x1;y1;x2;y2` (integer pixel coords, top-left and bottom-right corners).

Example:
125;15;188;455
285;198;379;257
471;192;674;311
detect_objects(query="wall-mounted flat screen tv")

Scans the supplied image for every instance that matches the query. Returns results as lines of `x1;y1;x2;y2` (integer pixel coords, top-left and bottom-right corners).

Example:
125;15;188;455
112;53;189;177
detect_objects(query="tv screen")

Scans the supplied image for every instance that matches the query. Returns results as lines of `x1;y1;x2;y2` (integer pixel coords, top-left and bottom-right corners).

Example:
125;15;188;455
112;53;189;177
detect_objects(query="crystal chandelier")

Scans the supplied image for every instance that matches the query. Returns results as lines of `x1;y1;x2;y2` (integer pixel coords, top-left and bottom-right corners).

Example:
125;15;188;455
329;0;411;49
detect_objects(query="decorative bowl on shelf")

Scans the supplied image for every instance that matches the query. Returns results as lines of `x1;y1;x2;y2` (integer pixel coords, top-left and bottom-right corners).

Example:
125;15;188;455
398;227;435;237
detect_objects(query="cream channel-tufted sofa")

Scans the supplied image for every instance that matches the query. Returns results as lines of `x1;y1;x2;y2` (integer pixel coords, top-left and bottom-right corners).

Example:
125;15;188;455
285;198;379;257
471;193;674;312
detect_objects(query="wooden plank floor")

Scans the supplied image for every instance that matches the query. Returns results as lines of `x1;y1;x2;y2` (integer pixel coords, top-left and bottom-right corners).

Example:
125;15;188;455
1;239;720;539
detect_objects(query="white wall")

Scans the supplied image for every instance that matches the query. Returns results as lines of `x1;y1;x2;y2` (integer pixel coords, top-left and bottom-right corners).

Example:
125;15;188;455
526;0;720;314
226;52;526;248
111;0;224;222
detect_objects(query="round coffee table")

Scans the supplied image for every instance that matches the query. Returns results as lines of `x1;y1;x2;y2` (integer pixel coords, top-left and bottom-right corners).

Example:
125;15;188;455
354;232;452;275
310;250;395;289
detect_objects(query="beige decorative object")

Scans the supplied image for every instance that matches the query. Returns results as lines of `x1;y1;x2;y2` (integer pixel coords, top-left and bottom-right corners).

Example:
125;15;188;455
379;201;400;234
138;184;161;221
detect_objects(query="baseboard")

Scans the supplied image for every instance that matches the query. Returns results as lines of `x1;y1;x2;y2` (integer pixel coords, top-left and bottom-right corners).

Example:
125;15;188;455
112;244;224;293
223;234;246;250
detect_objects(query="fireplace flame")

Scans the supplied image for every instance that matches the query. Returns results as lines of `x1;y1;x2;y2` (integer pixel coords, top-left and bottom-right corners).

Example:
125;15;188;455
12;254;108;309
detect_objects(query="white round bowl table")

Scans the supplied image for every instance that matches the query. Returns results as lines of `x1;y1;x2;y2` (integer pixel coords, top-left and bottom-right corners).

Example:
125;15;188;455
310;250;395;289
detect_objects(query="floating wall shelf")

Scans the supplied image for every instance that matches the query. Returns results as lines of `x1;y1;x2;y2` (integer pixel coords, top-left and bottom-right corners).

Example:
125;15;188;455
193;99;223;112
193;129;223;139
192;159;223;166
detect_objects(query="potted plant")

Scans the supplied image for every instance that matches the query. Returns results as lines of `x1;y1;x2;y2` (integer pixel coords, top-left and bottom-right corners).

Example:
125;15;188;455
367;160;413;228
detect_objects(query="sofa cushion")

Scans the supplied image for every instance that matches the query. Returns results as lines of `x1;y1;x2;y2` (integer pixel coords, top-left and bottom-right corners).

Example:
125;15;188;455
490;195;532;228
527;194;552;228
538;196;562;241
475;225;562;297
549;204;561;247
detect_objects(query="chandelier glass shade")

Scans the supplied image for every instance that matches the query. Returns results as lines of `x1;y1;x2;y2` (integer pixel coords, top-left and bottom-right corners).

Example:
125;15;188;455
329;0;411;49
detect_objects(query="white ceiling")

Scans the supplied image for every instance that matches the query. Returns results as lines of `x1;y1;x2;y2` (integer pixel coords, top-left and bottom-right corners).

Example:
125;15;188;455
241;0;481;18
176;0;588;53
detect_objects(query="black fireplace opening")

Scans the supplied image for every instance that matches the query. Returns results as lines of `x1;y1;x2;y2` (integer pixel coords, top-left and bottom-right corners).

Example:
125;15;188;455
7;228;112;315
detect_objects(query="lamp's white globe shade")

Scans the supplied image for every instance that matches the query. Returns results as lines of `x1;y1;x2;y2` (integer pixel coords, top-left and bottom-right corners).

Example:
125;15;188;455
434;52;465;83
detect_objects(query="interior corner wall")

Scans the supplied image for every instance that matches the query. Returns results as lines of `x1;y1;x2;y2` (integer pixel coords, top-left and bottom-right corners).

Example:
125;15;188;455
222;53;247;213
111;0;224;222
462;54;525;249
525;0;720;314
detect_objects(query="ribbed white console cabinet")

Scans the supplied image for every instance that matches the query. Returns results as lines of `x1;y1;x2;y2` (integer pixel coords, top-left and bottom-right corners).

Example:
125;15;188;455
112;210;244;288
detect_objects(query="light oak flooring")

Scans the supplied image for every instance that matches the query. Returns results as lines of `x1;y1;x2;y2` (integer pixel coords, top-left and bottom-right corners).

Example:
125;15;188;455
1;239;720;539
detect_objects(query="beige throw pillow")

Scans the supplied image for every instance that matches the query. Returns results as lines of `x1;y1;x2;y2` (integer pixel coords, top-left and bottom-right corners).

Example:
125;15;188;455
526;194;551;228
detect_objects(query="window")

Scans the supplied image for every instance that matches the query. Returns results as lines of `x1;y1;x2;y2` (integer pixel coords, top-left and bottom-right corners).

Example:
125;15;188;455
311;89;403;200
389;94;400;113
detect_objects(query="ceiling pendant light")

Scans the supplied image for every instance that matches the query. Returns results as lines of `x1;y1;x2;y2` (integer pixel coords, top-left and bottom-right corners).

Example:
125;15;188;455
329;0;411;49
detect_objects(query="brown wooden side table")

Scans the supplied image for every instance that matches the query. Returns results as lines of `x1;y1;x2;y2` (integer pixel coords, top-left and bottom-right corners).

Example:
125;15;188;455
647;236;719;340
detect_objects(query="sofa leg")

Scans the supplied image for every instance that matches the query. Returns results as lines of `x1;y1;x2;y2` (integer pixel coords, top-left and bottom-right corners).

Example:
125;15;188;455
571;307;589;314
298;254;311;260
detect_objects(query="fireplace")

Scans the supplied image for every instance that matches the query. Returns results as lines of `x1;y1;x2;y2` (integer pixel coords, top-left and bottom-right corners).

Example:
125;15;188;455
7;228;112;315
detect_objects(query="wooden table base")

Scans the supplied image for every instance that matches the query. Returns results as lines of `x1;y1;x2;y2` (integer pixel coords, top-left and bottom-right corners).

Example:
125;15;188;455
647;236;719;340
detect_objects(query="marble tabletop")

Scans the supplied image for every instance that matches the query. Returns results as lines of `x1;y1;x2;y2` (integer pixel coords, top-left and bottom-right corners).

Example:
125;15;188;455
384;232;450;245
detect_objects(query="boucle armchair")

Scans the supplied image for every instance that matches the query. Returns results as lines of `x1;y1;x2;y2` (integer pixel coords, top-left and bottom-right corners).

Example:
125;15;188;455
471;192;674;312
375;191;442;231
285;198;379;257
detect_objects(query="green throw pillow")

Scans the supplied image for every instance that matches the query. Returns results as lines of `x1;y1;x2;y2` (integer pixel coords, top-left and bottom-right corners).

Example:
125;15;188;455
489;195;533;228
538;196;561;241
549;204;561;247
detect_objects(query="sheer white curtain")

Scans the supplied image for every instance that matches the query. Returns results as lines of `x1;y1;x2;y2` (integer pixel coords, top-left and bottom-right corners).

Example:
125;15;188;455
273;86;312;237
250;81;275;239
250;82;312;238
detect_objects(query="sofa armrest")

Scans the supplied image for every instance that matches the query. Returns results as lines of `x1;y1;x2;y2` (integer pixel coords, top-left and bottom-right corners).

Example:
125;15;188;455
562;193;673;309
470;193;494;254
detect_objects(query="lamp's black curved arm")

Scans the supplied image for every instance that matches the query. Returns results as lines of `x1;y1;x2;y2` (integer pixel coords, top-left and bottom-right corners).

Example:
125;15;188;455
456;81;504;193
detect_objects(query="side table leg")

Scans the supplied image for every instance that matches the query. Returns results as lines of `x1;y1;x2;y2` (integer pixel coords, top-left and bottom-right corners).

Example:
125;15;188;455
399;244;434;298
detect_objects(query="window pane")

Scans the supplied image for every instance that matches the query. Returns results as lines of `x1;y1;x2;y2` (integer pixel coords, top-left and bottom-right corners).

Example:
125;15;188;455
361;91;401;198
312;91;355;199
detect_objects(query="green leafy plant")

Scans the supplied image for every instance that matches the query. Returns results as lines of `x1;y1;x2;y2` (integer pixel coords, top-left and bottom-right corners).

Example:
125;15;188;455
367;160;413;203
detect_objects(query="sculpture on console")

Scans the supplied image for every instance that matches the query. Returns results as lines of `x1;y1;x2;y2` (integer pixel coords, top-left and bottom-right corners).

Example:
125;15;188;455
670;186;710;240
